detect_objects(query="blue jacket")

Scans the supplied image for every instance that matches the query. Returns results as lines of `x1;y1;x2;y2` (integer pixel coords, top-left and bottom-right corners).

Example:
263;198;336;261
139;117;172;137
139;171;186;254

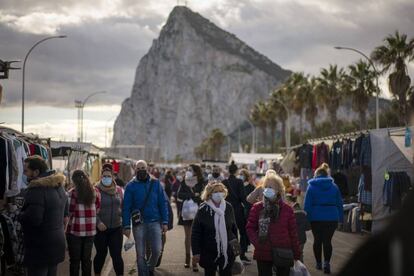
122;177;168;229
304;176;344;222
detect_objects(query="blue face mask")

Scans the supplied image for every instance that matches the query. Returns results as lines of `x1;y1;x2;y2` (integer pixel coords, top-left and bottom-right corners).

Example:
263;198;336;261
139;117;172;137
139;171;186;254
263;188;276;200
101;177;113;186
212;192;225;203
22;175;28;186
238;175;246;182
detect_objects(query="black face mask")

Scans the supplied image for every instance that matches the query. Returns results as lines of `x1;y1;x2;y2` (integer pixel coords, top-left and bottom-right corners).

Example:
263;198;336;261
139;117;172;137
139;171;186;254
212;172;220;178
136;170;148;181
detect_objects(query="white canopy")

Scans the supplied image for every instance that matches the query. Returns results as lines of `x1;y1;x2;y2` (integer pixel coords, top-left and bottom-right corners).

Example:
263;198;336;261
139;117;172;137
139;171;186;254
229;153;283;165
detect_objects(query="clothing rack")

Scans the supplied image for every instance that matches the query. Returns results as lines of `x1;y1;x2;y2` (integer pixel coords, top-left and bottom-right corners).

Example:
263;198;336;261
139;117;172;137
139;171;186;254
308;130;370;144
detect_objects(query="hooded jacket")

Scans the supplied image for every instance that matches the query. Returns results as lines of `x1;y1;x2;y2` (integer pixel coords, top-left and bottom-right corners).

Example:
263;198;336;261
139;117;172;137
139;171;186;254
304;176;344;222
19;172;68;266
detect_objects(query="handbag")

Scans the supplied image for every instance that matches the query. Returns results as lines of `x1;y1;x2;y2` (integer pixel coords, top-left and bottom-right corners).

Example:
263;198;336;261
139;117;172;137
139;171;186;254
181;199;198;221
131;180;154;227
272;248;294;268
229;239;241;257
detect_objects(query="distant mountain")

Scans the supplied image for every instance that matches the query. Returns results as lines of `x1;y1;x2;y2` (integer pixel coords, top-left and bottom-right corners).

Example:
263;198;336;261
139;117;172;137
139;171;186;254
112;6;291;160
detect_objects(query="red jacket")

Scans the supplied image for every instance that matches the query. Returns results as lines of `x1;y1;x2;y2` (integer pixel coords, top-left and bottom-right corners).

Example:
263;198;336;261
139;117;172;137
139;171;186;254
246;200;301;261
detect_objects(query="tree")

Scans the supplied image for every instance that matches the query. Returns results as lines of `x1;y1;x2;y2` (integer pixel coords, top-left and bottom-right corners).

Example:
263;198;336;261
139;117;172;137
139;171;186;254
371;31;414;125
287;72;308;138
303;77;319;136
316;64;347;134
250;101;268;149
210;128;225;160
265;101;278;152
346;60;377;129
270;87;289;147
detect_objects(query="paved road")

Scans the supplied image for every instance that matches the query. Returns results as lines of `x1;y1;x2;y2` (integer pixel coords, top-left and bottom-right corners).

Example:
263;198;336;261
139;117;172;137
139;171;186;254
58;204;366;276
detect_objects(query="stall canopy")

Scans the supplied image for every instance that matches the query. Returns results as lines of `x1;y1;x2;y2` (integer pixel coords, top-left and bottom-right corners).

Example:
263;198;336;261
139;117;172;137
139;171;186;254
229;153;283;165
371;127;414;232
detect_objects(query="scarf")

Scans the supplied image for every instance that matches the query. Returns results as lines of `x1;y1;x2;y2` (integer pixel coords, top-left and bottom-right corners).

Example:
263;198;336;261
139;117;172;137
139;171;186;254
98;181;116;195
258;197;280;243
206;199;229;268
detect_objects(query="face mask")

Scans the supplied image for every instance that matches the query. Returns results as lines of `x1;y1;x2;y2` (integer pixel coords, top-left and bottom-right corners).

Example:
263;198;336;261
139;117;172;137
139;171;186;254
101;177;113;186
177;175;183;182
263;188;276;200
136;170;148;181
238;175;245;182
212;172;220;179
185;176;198;188
211;192;225;203
185;171;193;179
22;175;28;186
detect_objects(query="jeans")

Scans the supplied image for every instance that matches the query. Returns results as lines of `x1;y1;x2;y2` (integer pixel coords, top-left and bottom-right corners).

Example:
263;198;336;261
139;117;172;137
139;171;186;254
257;260;290;276
67;234;94;276
311;221;338;264
133;222;162;276
26;265;57;276
94;227;124;275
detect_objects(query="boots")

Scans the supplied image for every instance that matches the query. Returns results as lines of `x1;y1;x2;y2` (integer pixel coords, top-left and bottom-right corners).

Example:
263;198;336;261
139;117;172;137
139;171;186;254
324;262;331;274
192;258;199;272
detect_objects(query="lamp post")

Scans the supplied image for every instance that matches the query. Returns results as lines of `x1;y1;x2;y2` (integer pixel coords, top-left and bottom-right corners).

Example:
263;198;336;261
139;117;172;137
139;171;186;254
21;35;67;132
334;46;380;129
105;115;117;148
75;91;106;142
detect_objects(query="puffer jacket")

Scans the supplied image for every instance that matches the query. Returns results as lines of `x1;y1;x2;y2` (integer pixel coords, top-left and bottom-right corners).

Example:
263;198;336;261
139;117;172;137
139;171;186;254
246;200;301;261
304;176;344;222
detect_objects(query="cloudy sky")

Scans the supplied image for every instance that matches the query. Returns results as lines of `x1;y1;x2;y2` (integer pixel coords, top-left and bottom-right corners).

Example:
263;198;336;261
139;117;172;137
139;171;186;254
0;0;413;146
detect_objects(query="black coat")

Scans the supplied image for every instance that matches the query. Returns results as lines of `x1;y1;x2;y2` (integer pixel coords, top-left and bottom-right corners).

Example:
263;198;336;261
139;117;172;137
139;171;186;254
19;172;68;266
177;181;205;225
223;175;247;224
191;201;238;269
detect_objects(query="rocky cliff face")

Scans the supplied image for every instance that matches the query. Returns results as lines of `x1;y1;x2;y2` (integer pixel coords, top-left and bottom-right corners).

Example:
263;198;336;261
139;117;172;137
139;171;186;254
112;6;291;160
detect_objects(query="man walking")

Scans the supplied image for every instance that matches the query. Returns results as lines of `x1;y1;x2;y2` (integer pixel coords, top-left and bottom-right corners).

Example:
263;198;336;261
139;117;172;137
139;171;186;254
223;161;251;264
122;160;169;276
19;155;68;276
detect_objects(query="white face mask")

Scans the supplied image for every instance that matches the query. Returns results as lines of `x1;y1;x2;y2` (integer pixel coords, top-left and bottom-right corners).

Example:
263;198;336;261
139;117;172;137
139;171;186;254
185;171;193;179
177;175;183;182
185;176;198;188
263;188;276;200
211;192;225;203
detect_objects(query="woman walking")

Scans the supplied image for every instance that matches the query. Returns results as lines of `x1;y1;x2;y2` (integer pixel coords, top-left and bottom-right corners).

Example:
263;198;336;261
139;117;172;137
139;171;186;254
67;170;101;276
304;163;343;274
246;173;300;276
177;164;205;272
191;182;238;276
94;164;124;276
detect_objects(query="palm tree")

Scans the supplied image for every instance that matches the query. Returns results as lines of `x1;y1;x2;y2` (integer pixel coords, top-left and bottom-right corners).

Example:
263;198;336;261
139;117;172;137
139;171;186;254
371;31;414;125
316;64;347;134
270;88;289;147
265;101;278;152
304;77;319;136
346;60;377;129
287;72;308;138
210;128;225;160
250;101;269;149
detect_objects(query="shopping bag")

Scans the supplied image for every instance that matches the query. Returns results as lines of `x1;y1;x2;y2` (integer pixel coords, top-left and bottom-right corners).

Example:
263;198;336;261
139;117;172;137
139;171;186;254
290;260;311;276
124;235;135;251
232;256;245;275
181;199;198;221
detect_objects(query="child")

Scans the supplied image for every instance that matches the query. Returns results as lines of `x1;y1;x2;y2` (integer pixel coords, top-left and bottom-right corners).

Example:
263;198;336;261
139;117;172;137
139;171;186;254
287;194;311;262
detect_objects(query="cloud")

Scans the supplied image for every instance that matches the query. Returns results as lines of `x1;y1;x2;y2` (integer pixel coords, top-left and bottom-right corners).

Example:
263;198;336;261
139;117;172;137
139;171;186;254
0;0;413;109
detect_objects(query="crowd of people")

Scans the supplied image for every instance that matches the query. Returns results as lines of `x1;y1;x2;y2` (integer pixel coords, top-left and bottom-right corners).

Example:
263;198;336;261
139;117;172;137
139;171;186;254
17;154;347;276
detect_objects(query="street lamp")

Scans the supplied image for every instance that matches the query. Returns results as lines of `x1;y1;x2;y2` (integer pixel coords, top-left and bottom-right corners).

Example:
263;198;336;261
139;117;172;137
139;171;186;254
75;91;106;142
334;46;380;129
21;35;67;132
105;115;117;148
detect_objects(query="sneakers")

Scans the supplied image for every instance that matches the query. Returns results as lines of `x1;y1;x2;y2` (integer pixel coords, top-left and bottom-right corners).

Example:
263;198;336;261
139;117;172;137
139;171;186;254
324;262;331;274
240;255;252;265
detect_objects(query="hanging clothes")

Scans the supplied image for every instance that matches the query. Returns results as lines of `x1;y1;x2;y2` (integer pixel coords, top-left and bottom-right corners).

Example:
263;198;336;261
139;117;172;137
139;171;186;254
332;172;349;198
330;141;343;171
298;143;313;169
383;171;412;212
358;174;372;206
